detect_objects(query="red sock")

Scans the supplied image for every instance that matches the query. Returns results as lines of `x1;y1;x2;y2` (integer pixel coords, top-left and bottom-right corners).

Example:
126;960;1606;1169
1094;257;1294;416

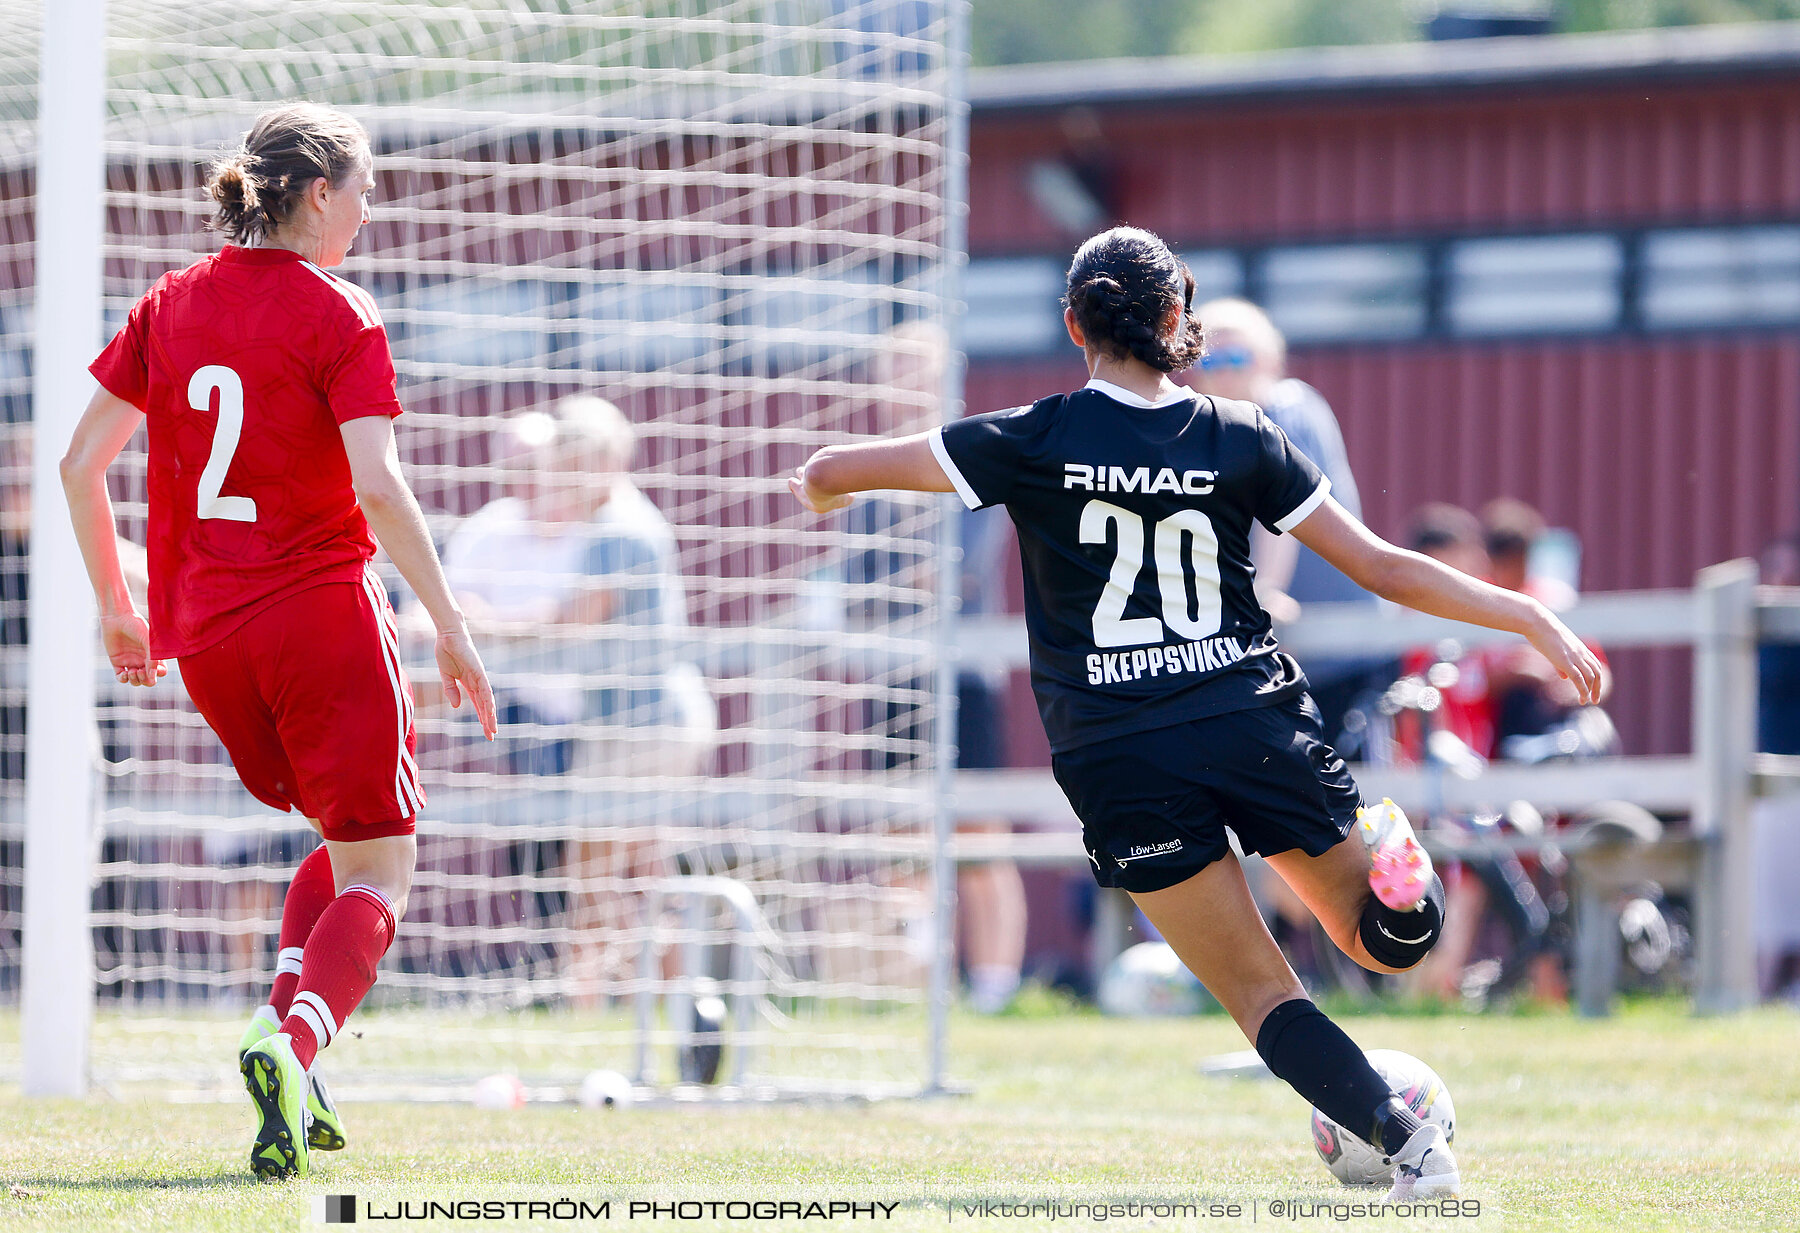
268;846;336;1017
279;884;396;1070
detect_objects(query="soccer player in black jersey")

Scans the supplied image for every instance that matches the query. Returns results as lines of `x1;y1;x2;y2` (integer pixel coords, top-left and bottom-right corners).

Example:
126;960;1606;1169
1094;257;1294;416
789;227;1602;1198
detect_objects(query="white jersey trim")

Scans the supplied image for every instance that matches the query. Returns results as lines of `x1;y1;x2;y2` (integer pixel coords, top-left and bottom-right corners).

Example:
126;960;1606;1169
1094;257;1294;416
298;260;381;329
1083;378;1195;409
929;426;983;510
1274;477;1332;534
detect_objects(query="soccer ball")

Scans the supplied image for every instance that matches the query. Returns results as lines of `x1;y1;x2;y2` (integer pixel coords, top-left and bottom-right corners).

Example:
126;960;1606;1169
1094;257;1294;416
1096;942;1211;1016
1310;1050;1456;1186
578;1069;635;1109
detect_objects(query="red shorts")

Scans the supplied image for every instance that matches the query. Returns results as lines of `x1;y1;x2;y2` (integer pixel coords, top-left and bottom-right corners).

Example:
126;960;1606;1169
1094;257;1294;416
181;570;423;842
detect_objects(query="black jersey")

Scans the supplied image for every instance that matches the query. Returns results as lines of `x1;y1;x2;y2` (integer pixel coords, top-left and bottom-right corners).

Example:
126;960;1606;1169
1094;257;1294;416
933;380;1330;753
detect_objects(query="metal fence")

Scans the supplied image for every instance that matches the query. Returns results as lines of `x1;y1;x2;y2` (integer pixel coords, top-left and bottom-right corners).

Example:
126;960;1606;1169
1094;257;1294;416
949;559;1800;1012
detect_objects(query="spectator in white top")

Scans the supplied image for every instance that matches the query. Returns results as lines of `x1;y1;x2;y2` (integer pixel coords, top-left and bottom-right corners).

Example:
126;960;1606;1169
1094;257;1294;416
440;394;714;1003
442;395;710;777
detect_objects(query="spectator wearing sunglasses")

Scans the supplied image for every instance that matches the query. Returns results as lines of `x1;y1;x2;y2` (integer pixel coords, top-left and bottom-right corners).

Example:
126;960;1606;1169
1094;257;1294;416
1186;298;1389;745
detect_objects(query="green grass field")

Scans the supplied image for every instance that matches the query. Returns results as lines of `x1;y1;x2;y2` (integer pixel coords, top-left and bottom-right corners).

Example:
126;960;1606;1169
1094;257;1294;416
3;1001;1797;1231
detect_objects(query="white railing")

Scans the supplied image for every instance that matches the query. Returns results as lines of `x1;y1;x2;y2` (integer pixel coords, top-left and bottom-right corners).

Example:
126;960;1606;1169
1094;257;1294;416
29;566;1793;1053
950;560;1800;1013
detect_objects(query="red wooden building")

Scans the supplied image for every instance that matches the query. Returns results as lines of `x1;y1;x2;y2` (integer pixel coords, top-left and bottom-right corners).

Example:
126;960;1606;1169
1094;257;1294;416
963;22;1800;763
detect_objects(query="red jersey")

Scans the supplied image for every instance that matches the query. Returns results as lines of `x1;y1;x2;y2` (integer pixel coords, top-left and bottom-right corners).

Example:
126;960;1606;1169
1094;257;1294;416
1397;645;1498;761
90;246;402;658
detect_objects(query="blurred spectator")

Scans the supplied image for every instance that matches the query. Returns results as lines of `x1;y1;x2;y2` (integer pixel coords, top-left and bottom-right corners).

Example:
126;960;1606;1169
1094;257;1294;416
0;428;24;991
1187;297;1389;743
1481;496;1578;612
1403;500;1610;1005
1409;501;1490;578
1477;498;1612;753
0;426;150;781
898;321;1026;1013
1243;505;1486;995
956;503;1027;1013
1396;504;1500;1002
1185;302;1388;990
0;427;28;783
1754;534;1800;997
1756;535;1800;757
1397;503;1498;762
853;322;1028;1013
440;394;714;1003
1;426;148;990
443;395;712;776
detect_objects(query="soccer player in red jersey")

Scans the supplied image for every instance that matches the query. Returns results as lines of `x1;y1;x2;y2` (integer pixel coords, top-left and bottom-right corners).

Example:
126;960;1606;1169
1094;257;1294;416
61;103;498;1180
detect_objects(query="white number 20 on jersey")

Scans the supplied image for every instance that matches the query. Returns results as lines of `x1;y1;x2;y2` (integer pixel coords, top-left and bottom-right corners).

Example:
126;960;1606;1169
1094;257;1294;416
188;365;257;523
1078;499;1222;648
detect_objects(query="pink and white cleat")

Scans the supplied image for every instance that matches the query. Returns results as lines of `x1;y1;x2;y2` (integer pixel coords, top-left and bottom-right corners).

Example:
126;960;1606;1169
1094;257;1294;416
1358;798;1435;912
1384;1122;1461;1201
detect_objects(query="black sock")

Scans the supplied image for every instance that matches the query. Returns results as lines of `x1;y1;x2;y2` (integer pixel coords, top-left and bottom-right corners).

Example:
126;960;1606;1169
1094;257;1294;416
1371;1095;1425;1157
1254;998;1420;1156
1359;873;1446;969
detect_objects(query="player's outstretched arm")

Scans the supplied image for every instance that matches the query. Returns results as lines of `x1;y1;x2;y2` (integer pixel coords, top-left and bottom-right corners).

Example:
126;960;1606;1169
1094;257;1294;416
1290;496;1604;706
789;433;953;513
61;387;166;688
340;415;498;739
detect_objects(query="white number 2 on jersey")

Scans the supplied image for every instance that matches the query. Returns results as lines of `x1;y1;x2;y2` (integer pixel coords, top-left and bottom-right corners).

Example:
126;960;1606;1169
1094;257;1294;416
188;365;257;523
1078;499;1222;648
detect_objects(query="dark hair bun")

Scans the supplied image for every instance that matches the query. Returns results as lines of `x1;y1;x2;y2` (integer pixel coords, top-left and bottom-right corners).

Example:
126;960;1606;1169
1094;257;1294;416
205;156;269;243
1080;276;1124;313
1064;227;1204;374
204;103;369;244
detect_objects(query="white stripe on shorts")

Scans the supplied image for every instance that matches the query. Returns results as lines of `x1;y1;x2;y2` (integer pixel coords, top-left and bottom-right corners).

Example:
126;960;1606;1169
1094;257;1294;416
361;568;424;815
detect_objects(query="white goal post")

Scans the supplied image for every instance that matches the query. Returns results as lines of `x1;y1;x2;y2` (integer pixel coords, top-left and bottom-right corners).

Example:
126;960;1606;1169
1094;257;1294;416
6;0;970;1102
19;0;102;1100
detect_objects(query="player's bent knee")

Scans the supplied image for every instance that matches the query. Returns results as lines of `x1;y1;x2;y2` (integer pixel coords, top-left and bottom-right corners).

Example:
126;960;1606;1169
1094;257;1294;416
1356;873;1446;970
324;834;416;920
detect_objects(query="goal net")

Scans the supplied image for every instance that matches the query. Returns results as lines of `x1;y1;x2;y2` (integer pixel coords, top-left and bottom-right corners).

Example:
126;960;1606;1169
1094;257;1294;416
0;2;33;1013
3;0;965;1101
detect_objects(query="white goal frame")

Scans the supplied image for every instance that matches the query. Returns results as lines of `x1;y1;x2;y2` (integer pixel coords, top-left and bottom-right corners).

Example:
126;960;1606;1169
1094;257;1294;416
20;0;102;1100
17;0;972;1102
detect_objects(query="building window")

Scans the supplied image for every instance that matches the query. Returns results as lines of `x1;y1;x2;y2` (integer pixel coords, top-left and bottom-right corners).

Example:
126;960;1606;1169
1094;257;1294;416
728;270;887;373
1641;226;1800;329
961;257;1066;358
391;277;562;368
962;221;1800;358
1178;249;1244;307
1448;233;1622;336
1259;243;1427;343
571;276;721;372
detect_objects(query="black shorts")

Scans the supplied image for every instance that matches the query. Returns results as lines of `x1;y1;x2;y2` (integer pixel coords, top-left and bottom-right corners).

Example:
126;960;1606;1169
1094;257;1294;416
1050;693;1362;894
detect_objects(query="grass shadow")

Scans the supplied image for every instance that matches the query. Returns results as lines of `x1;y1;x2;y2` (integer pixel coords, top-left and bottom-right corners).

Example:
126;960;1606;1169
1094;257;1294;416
9;1171;258;1193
